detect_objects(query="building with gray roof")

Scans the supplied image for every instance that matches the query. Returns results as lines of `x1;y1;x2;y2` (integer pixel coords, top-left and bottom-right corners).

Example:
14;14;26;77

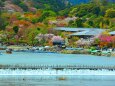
55;27;105;38
55;27;104;32
110;31;115;36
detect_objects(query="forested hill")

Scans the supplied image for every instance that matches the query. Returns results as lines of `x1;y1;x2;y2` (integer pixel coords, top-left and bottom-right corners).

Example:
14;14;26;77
0;0;115;45
1;0;115;12
1;0;71;12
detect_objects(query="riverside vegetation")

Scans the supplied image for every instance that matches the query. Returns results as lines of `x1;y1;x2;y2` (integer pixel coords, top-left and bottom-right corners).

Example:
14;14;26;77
0;0;115;52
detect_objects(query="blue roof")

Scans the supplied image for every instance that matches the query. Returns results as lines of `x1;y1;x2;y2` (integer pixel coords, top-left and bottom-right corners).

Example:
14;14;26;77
110;31;115;35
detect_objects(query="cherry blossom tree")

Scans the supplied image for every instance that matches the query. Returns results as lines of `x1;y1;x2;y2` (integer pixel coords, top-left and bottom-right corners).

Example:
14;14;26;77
76;38;95;47
51;36;64;43
35;34;54;46
98;34;115;48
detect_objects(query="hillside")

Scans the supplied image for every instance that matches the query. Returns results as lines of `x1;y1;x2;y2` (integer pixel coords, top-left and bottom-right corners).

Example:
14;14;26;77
61;1;115;30
2;0;115;12
0;0;115;46
1;0;71;12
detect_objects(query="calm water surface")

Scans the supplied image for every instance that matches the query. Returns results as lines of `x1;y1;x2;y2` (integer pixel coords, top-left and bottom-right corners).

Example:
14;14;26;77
0;52;115;66
0;75;115;86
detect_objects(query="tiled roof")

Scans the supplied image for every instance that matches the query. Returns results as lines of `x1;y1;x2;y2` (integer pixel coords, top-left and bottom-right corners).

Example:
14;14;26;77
70;29;104;36
55;27;104;32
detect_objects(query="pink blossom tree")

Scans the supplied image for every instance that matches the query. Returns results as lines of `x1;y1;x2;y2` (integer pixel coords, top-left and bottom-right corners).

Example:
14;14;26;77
76;38;95;47
51;36;64;43
35;34;54;45
35;34;54;41
98;35;115;47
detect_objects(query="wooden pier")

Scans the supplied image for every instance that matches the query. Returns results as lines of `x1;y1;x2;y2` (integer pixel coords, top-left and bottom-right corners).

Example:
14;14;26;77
0;64;115;70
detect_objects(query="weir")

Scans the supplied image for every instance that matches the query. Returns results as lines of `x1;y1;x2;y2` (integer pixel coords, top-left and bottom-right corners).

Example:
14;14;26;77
0;52;115;75
0;64;115;70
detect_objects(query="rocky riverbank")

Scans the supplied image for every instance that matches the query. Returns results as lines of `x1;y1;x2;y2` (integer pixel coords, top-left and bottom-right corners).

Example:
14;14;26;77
61;49;115;57
111;52;115;57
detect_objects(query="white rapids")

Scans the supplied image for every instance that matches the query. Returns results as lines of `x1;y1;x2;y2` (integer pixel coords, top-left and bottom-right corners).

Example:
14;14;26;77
0;52;115;76
0;69;115;75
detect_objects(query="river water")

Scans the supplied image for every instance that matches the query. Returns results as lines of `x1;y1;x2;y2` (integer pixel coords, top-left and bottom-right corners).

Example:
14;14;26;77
0;52;115;86
0;75;115;86
0;52;115;66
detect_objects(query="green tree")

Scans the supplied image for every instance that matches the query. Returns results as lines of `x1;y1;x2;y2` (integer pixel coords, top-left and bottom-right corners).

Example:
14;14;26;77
75;18;83;27
68;20;75;27
76;10;87;17
105;8;115;18
92;6;101;16
12;0;21;5
0;17;7;30
13;26;19;34
38;10;56;22
0;0;4;9
88;20;94;27
1;31;14;44
19;2;28;12
27;29;39;46
101;0;108;6
0;0;7;31
58;8;70;16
